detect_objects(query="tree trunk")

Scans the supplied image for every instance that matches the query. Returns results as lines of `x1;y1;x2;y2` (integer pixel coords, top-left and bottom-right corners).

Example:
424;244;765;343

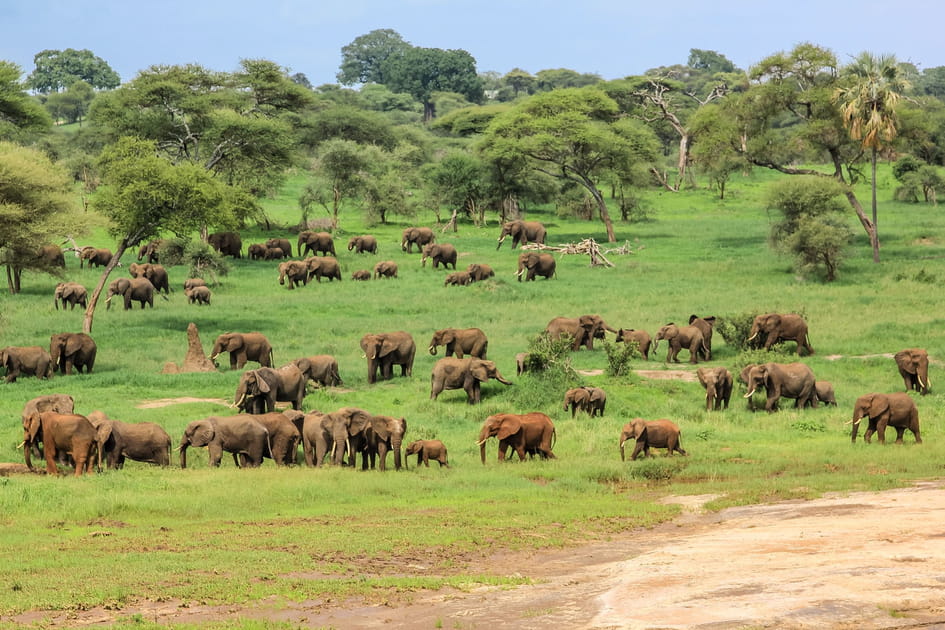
674;133;692;191
5;265;14;294
423;101;435;122
82;240;129;334
870;148;879;263
588;187;617;242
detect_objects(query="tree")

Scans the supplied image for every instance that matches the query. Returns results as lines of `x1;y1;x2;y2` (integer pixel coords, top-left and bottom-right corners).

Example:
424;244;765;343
534;68;602;92
0;61;51;140
299;139;372;228
43;80;94;125
300;104;398;150
426;150;488;225
337;29;411;86
688;104;746;199
381;47;484;121
503;68;537;98
27;48;120;93
687;49;736;74
834;52;909;263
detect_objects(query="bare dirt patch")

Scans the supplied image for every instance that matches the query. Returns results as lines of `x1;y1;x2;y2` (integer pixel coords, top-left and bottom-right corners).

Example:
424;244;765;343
634;369;699;382
135;397;231;409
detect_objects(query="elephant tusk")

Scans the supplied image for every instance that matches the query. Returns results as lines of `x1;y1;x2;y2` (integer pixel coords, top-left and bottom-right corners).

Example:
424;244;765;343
209;353;219;361
747;332;758;341
16;441;25;450
619;439;626;449
235;393;245;408
476;438;488;446
743;389;754;398
428;345;437;355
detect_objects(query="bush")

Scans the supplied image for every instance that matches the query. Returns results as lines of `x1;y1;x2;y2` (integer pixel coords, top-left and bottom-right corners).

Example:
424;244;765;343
715;312;760;352
603;340;635;377
159;238;229;284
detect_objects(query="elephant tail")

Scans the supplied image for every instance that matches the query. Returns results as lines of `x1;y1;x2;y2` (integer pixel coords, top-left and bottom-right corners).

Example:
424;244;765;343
550;428;557;451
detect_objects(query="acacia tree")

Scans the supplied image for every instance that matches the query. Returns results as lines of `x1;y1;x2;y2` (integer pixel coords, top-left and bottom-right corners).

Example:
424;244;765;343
299;139;372;228
0;61;51;140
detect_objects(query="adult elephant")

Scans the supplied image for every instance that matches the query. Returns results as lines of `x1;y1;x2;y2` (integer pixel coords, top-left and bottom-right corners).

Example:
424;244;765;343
363;415;407;471
23;411;97;476
265;237;292;258
849;393;921;445
210;332;273;370
697;367;733;411
563;386;606;417
748;313;814;355
477;412;556;464
21;394;74;462
496;220;547;250
654;323;707;364
105;277;154;310
360;331;415;384
320;407;374;467
545;315;616;351
129;263;170;295
615;328;651;360
79;247;112;268
401;227;435;253
894;348;930;395
428;327;488;359
305;256;342;282
54;282;87;310
49;332;97;375
207;231;242;258
178;416;269;468
293;355;342;387
516;251;556;281
241;410;302;465
86;411;171;469
298;231;334;256
421;243;457;269
430;357;512;404
137;238;164;263
466;263;495;282
37;243;65;268
278;260;309;290
373;260;398;279
248;243;267;260
0;346;53;382
299;411;331;467
688;315;717;361
743;362;816;412
347;235;377;254
234;364;306;413
619;418;686;461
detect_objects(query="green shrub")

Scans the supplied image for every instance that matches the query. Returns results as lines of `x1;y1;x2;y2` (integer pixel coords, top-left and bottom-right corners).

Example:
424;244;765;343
602;340;634;377
715;312;760;352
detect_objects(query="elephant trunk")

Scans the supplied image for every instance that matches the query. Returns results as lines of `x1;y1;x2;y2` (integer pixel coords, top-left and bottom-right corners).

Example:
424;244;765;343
23;435;33;470
495;373;512;386
179;442;189;469
392;435;403;471
428;345;438;356
332;432;348;466
480;440;487;464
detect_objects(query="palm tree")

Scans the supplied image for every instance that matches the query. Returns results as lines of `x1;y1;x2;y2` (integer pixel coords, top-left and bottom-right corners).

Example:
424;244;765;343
834;52;910;263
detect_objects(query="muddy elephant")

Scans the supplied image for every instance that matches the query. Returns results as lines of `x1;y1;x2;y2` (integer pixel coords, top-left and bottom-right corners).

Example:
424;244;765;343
293;355;342;387
49;332;96;375
421;243;457;270
496;220;547;250
129;263;169;295
37;243;65;268
210;332;273;370
106;277;154;310
248;243;267;260
428;327;488;359
688;315;717;361
546;315;616;351
360;331;415;384
352;270;371;281
654;323;707;364
466;263;495;282
185;285;211;305
373;260;398;279
305;256;342;282
363;414;407;471
619;418;686;461
478;412;556;464
278;260;309;290
445;271;472;286
207;231;242;258
234;364;306;413
79;246;112;268
298;231;334;256
178;416;269;468
265;237;292;258
401;227;435;253
894;348;930;395
743;362;816;412
849;392;921;445
405;440;449;468
241;410;302;465
54;282;87;310
23;411;97;476
697;367;733;411
563;386;606;417
21;394;74;462
748;313;814;355
86;411;172;469
0;345;53;382
516;251;556;282
137;238;164;263
615;328;651;360
430;357;512;404
813;380;837;406
347;235;377;254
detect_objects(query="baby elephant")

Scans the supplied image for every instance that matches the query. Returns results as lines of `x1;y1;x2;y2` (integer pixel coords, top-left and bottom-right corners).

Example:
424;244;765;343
813;381;837;406
444;271;472;286
562;386;607;417
697;367;733;411
351;269;371;281
405;440;449;468
619;418;686;461
185;285;212;305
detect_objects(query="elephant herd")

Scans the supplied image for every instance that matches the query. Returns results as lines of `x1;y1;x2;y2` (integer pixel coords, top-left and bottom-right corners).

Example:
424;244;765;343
1;333;96;383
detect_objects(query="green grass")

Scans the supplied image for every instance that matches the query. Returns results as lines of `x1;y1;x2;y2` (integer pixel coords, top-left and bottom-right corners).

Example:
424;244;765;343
1;164;944;621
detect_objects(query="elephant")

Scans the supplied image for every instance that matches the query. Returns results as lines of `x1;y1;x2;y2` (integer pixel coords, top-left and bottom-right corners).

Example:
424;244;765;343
352;269;371;281
347;235;378;254
264;246;287;260
894;348;930;395
496;220;547;249
305;256;342;282
563;387;606;417
319;407;374;467
421;243;457;270
265;237;293;258
105;277;154;310
178;416;269;468
79;246;112;268
23;411;97;475
445;271;472;286
363;414;407;471
54;282;87;310
86;411;172;469
697;367;733;411
207;231;242;258
248;243;267;260
298;231;334;256
813;380;837;406
615;328;651;360
748;313;814;355
137;238;164;263
21;394;74;462
743;362;816;412
516;251;556;282
619;419;686;461
477;412;556;464
234;364;306;413
373;260;398;279
405;440;449;468
293;355;342;387
241;410;302;465
37;243;65;268
278;260;309;289
545;315;616;351
210;332;273;370
849;392;921;445
401;226;435;253
185;285;211;305
129;263;169;295
299;411;332;467
738;363;764;411
430;357;512;404
654;323;708;364
184;278;207;291
515;352;531;376
360;331;415;384
49;332;96;375
428;327;488;359
0;345;53;382
466;263;495;282
688;315;717;361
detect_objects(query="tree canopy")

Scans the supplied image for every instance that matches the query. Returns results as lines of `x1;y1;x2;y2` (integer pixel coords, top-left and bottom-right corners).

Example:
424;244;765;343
0;61;51;140
381;47;483;121
337;29;411;86
27;48;120;93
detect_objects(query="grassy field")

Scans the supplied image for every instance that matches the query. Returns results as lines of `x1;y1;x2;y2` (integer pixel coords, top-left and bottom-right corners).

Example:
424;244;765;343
1;165;944;625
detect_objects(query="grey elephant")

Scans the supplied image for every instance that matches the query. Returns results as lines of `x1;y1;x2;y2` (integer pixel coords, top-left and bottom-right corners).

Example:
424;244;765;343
265;237;292;258
305;256;342;282
421;243;457;269
248;243;267;260
654;323;708;364
748;313;814;355
401;226;435;253
207;231;242;258
360;331;415;384
37;243;65;268
697;367;733;411
178;416;269;468
49;332;96;375
319;407;374;467
185;285;211;305
184;278;207;291
106;277;154;310
477;412;556;463
352;269;371;281
516;251;556;281
79;246;113;268
234;364;306;413
849;392;920;445
515;352;531;375
0;346;53;382
347;235;377;254
137;238;164;263
894;348;930;395
278;260;309;289
619;418;686;461
86;410;172;469
545;315;616;351
299;411;332;467
496;220;547;249
210;332;273;370
293;355;342;387
743;362;816;412
129;263;169;295
812;380;837;406
615;328;651;360
242;410;302;465
444;271;472;286
362;414;407;471
373;260;398;279
430;357;512;404
688;315;717;361
563;386;606;417
54;282;87;310
428;327;488;359
405;439;449;468
298;231;334;256
466;263;495;282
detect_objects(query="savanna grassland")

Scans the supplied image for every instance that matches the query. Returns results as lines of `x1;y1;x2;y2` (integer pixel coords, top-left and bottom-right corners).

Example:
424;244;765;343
1;166;944;628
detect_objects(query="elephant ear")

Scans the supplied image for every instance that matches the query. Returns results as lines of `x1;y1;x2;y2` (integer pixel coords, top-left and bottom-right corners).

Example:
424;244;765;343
348;410;372;435
96;421;113;446
193;421;215;446
697;368;709;387
495;416;522;440
868;394;890;418
27;413;43;441
359;336;372;354
379;337;399;358
228;334;244;351
371;417;394;440
764;314;781;329
253;371;271;394
65;334;83;355
469;360;491;382
631;418;647;440
894;350;917;373
294;358;312;376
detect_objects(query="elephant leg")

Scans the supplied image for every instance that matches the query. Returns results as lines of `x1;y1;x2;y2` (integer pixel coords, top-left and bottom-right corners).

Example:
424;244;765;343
894;426;906;444
377;443;389;471
876;420;888;444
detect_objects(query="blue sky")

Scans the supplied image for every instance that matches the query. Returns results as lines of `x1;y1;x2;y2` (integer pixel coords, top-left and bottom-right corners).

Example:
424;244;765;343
3;0;944;85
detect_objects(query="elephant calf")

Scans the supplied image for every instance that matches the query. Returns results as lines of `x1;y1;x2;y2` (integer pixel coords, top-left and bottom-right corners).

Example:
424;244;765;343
697;367;733;411
185;285;211;305
405;440;449;468
562;387;606;417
